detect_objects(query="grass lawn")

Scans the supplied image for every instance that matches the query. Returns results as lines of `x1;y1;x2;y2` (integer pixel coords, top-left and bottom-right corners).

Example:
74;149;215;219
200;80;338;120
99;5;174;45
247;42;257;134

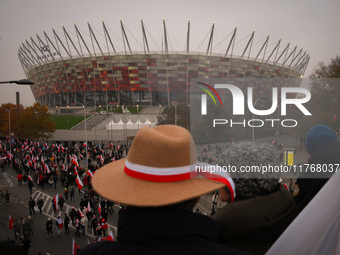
50;115;89;129
95;106;144;114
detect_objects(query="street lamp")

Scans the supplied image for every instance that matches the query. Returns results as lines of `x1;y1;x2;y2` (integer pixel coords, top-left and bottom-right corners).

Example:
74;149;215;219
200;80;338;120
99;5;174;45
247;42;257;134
252;97;266;142
79;103;88;171
4;107;17;152
137;105;139;130
0;79;34;85
172;103;177;126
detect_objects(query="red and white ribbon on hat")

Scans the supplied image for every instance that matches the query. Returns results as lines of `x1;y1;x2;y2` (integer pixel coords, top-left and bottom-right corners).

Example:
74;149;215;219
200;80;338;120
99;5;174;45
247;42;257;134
124;160;236;202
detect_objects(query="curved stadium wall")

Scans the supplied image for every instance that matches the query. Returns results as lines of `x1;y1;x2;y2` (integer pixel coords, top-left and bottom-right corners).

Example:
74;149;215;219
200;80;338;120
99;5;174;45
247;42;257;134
18;20;309;107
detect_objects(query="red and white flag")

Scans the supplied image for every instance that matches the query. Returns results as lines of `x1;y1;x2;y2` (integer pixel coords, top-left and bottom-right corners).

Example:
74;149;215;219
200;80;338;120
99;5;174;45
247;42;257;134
99;155;104;165
107;231;114;241
87;201;91;213
76;175;83;190
98;203;102;215
53;194;59;211
44;164;50;174
72;155;79;168
57;218;63;229
27;175;33;181
72;238;77;255
333;113;336;121
78;209;84;218
86;170;93;178
275;131;278;136
9;215;14;230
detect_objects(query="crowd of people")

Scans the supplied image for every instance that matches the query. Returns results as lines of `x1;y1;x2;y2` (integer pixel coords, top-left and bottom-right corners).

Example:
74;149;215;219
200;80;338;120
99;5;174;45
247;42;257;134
0;138;128;254
1;123;339;254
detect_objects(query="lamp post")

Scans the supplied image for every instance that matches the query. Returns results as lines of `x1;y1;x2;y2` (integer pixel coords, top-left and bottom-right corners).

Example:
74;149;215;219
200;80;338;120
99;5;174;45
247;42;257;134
79;103;88;170
5;107;17;152
172;103;177;126
0;79;34;85
252;97;266;142
137;105;139;130
277;105;280;143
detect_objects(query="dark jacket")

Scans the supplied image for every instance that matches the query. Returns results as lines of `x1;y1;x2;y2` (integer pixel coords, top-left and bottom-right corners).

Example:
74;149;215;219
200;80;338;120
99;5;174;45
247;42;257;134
78;207;248;255
46;220;53;231
293;140;340;216
64;215;70;225
212;184;295;255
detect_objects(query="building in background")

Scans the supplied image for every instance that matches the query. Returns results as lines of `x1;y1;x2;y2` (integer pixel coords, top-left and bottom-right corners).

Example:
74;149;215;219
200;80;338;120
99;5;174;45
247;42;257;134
18;19;309;108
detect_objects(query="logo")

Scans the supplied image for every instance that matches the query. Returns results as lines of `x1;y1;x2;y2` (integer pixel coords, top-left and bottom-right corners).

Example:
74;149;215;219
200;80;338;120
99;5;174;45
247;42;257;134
199;83;312;128
197;82;222;115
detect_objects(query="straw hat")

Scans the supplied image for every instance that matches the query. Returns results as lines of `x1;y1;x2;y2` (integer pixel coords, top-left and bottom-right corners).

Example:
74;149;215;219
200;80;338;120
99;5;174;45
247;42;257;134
92;125;231;207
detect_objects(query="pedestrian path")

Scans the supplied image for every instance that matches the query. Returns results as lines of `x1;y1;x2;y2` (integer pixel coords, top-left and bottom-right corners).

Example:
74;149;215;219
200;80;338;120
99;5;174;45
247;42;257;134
31;190;118;239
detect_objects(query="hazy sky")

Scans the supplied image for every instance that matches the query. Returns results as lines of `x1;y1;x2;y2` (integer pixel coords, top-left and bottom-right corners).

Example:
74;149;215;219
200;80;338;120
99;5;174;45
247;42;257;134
0;0;339;106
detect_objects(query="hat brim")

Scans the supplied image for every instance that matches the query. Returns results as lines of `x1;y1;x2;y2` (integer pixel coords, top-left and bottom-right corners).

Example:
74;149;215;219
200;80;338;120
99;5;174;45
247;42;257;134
92;158;224;207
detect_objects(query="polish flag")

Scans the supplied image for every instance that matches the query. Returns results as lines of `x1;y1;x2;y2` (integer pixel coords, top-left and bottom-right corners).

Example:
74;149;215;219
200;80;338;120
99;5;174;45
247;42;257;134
72;238;77;255
76;175;84;190
73;168;78;176
44;164;50;174
275;131;278;136
284;183;289;190
9;215;14;230
53;194;59;211
27;175;33;181
99;155;104;165
107;231;114;242
79;154;83;159
57;218;63;229
72;156;79;168
98;203;102;215
333;113;336;121
87;201;91;213
86;170;93;178
78;209;84;218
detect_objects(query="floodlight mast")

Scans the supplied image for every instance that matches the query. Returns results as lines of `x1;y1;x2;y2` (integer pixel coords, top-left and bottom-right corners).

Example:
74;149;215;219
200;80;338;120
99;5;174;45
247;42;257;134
0;79;34;85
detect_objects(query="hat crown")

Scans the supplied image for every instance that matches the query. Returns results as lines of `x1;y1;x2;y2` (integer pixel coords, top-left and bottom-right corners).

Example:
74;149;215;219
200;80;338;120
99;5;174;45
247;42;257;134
127;125;197;168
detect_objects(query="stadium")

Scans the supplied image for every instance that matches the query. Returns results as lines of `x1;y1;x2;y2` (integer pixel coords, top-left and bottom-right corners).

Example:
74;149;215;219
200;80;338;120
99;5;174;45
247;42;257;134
18;19;309;108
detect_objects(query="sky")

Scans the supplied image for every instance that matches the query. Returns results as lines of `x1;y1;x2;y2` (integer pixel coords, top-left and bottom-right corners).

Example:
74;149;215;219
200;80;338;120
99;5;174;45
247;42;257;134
0;0;339;106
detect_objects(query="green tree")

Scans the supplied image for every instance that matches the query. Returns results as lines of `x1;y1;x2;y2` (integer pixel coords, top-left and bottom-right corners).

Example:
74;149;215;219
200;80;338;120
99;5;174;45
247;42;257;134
16;102;56;140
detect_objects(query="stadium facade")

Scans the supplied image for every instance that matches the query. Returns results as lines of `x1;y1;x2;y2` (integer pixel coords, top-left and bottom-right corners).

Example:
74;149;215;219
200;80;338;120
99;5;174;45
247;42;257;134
18;19;309;107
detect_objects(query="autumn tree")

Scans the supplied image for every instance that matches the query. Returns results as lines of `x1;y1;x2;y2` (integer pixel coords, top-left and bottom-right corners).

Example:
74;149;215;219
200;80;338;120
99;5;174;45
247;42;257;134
0;103;24;137
16;102;56;140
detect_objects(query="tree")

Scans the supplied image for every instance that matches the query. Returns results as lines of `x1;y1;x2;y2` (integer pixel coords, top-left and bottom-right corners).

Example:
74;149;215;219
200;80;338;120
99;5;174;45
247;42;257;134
16;102;56;140
0;103;23;137
309;55;340;131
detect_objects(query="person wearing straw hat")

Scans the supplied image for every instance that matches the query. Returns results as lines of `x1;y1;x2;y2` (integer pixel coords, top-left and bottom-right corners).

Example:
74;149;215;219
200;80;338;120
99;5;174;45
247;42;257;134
78;125;247;255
